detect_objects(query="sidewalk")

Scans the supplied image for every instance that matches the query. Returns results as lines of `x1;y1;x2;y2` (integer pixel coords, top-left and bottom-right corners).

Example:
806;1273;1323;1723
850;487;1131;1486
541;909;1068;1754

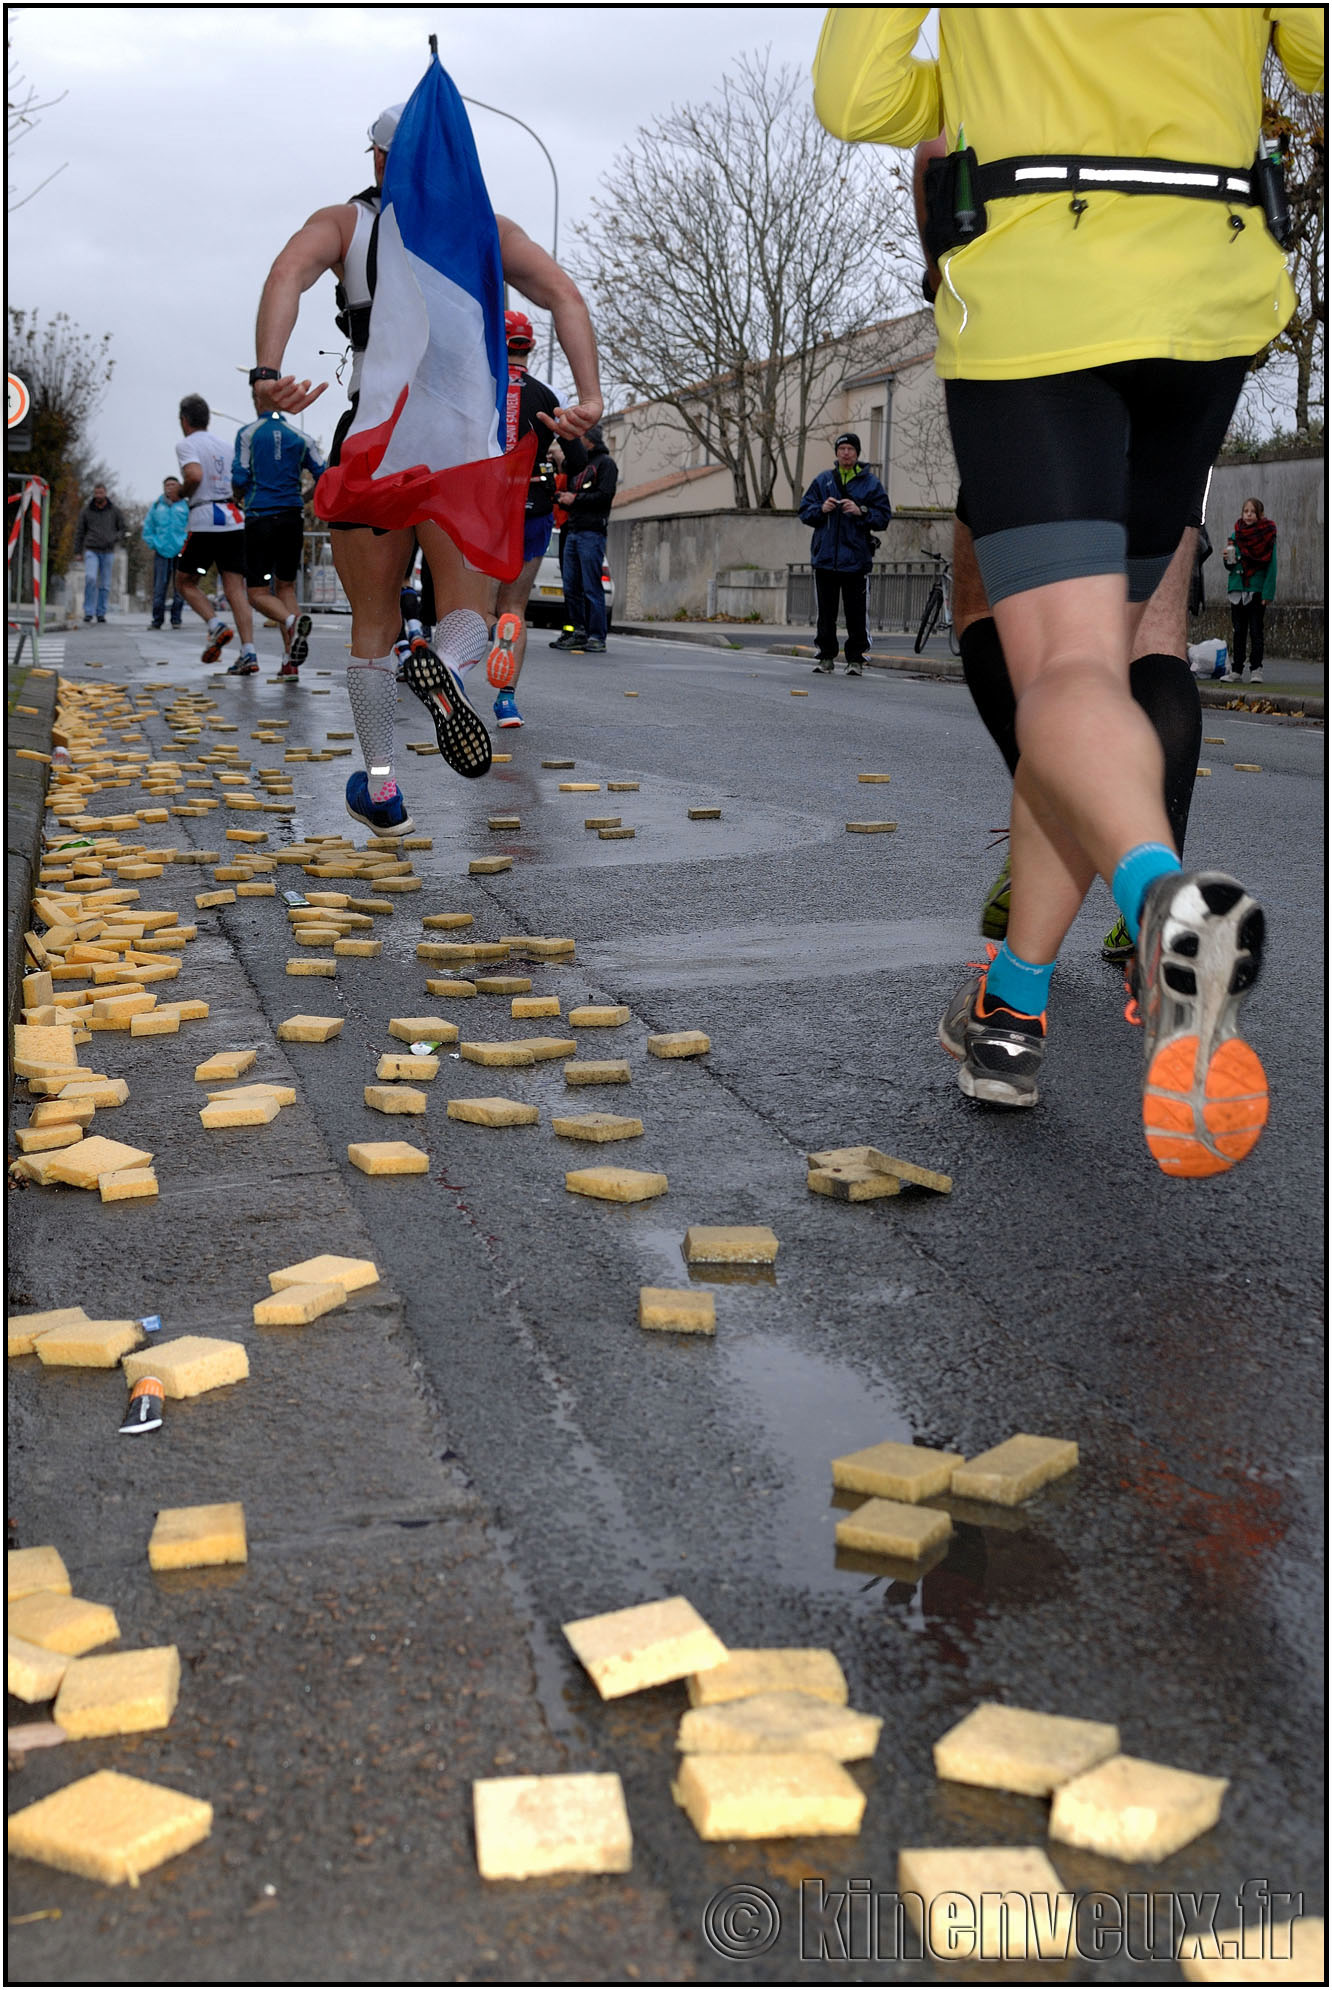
617;620;1325;718
6;616;687;1981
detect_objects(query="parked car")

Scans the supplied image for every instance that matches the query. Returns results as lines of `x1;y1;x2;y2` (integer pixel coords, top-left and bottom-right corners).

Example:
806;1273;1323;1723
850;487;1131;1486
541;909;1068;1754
525;547;614;631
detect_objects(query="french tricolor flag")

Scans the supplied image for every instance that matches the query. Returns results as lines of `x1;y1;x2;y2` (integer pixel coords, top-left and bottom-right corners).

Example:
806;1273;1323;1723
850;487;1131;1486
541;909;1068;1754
315;54;536;578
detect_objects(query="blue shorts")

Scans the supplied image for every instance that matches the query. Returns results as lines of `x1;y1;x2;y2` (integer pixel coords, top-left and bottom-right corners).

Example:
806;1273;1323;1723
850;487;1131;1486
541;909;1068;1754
523;514;554;565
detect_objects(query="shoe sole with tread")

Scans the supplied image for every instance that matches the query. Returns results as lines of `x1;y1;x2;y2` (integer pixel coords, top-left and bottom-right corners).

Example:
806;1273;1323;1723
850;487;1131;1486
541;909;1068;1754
402;645;492;778
202;627;234;665
485;612;523;689
288;613;312;668
1138;871;1267;1178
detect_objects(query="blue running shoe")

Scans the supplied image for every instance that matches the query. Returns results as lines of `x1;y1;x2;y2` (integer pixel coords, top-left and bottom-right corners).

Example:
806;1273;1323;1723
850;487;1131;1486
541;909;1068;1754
493;689;524;729
345;770;415;835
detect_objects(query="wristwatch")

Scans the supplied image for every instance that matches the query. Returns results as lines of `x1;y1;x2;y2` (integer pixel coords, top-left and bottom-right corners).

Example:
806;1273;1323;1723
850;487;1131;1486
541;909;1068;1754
249;366;280;386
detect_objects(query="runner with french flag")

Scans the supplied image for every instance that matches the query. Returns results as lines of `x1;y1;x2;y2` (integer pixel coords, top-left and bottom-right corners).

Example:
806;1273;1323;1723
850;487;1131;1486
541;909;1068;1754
314;53;536;579
250;38;604;835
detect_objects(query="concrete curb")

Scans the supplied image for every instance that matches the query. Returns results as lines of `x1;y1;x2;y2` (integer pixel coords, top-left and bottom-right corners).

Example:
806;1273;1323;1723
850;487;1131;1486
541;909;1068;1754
5;653;58;1114
616;622;744;651
767;641;1322;719
618;623;1322;718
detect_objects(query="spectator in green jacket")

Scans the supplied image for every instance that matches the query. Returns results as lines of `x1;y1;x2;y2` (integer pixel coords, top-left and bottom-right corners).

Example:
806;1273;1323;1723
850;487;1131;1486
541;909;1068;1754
1221;497;1277;686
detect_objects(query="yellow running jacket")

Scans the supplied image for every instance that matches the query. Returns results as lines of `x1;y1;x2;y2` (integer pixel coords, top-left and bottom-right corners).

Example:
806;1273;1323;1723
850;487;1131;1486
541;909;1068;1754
812;8;1324;378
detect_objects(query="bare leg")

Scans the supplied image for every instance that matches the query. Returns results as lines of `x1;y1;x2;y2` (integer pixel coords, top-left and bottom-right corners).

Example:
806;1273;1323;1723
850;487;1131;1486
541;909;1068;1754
418;523;492;622
175;572;219;627
247;581;296;648
951;520;990;639
495;556;542;688
332;527;416;656
999;579;1166;965
1135;527;1194;659
221;570;255;647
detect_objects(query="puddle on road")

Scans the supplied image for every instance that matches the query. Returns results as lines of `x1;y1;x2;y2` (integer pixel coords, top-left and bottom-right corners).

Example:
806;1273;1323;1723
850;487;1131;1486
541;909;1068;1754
713;1328;1077;1633
583;916;980;991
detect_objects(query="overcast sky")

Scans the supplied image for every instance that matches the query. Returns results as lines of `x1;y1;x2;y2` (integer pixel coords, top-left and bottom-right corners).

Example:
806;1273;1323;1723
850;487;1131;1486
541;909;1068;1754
8;4;860;503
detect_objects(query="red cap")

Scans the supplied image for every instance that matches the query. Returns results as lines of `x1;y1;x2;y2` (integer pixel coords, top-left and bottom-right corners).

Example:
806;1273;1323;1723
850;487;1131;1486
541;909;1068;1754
505;310;534;349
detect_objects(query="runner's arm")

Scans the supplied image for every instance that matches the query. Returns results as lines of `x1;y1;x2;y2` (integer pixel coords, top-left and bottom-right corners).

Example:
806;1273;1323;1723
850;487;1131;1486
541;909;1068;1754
812;7;939;146
497;217;603;438
252;207;347;415
1270;6;1324;92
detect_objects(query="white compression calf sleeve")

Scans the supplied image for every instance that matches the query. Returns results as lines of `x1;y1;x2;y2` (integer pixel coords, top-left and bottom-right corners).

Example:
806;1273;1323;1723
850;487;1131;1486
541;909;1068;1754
433;608;489;674
346;654;399;799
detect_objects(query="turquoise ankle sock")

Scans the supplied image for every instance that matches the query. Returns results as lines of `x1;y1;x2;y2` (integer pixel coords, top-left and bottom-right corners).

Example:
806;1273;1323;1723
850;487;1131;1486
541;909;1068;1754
984;940;1055;1017
1112;843;1181;942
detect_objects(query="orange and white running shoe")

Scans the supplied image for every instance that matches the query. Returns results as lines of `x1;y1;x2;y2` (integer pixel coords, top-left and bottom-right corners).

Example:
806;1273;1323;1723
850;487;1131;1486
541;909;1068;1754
1137;870;1268;1177
484;611;523;690
201;623;234;665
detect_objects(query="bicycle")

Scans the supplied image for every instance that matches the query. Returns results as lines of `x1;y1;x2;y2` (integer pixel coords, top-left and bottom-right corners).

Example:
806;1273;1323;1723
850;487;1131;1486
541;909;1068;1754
914;548;960;656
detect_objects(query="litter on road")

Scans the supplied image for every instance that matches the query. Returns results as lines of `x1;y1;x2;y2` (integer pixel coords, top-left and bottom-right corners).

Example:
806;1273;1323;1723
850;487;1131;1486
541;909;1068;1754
950;1433;1078;1505
147;1502;247;1571
562;1596;728;1699
932;1702;1120;1797
1050;1753;1228;1862
473;1772;633;1882
674;1752;865;1840
123;1338;249;1399
638;1287;715;1333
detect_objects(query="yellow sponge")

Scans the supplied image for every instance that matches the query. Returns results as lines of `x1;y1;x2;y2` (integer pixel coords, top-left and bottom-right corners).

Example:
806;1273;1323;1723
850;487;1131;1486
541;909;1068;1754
252;1280;346;1326
8;1544;72;1601
8;1592;120;1655
35;1318;144;1367
8;1307;90;1358
8;1632;71;1703
54;1646;181;1738
268;1253;379;1294
148;1502;247;1571
7;1769;212;1885
44;1136;154;1189
122;1336;249;1398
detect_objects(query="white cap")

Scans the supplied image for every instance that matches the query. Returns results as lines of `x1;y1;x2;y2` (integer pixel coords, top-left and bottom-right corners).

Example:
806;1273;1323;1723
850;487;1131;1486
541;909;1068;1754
367;103;406;152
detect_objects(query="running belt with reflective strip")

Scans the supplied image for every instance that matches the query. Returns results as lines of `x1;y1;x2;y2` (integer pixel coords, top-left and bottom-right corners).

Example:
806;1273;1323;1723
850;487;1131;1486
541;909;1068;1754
973;155;1256;206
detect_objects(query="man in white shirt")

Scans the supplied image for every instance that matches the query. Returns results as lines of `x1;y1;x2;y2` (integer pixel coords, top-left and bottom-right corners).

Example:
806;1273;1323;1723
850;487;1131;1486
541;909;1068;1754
173;393;260;673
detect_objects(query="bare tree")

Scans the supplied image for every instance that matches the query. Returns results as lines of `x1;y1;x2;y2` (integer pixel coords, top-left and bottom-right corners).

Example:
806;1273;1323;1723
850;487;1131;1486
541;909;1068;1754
8;308;115;571
1237;53;1325;438
575;51;916;509
7;15;67;212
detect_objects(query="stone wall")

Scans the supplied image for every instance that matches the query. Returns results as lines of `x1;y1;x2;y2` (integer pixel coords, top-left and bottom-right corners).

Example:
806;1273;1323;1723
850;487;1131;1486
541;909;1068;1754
607;509;953;622
1189;600;1326;661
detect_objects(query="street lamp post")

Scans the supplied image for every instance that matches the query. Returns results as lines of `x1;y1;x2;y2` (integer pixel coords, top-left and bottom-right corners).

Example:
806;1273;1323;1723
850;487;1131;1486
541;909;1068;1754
461;94;560;382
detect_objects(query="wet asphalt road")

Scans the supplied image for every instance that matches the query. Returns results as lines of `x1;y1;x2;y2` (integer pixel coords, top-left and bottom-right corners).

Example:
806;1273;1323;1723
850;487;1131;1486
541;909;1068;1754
7;618;1325;1982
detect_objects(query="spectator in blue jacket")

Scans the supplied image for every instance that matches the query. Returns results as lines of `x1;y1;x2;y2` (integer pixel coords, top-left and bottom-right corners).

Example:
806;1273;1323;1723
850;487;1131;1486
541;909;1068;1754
142;476;189;629
232;400;326;675
799;433;892;675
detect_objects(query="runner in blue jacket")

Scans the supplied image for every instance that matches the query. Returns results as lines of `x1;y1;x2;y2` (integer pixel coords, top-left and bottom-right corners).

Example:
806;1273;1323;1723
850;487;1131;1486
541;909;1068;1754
799;434;891;673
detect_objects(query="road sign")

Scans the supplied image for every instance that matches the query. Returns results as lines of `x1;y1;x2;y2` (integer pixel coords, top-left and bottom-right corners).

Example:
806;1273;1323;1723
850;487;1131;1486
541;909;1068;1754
8;374;31;428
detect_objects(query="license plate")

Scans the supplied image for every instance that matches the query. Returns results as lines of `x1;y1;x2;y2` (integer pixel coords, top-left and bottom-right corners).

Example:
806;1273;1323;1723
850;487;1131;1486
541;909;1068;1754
538;585;562;597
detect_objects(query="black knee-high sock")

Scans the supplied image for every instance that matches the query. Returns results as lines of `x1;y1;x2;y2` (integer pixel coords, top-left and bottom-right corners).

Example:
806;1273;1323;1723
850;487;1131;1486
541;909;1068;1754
959;618;1019;776
959;621;1201;856
1129;652;1201;858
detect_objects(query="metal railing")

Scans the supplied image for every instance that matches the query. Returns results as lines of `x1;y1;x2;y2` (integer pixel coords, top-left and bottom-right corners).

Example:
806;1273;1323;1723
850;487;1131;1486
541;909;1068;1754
786;561;939;631
299;530;351;613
